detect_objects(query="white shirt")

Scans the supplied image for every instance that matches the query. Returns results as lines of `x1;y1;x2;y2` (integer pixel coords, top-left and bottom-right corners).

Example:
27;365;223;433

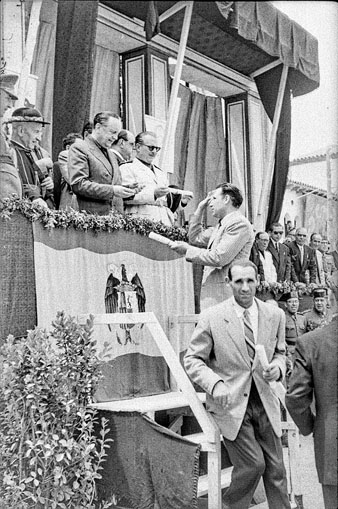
259;250;277;283
296;243;304;263
232;297;259;343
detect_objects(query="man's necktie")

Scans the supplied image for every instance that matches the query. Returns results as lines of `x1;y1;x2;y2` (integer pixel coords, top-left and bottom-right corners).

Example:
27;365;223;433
243;309;255;363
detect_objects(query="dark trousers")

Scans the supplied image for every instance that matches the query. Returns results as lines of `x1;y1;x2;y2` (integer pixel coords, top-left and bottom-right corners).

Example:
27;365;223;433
322;484;337;509
222;383;291;509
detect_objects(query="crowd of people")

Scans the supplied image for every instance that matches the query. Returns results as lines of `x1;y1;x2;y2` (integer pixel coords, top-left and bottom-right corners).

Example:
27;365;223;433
1;71;337;509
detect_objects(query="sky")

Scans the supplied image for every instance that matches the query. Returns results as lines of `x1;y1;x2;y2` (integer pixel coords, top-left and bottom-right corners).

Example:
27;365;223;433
271;1;338;159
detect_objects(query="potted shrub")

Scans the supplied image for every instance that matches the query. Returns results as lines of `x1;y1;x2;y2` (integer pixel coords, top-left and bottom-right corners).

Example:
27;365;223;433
0;311;116;509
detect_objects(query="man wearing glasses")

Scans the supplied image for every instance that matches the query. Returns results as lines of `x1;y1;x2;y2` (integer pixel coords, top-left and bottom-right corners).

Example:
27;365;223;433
69;111;136;215
267;222;292;282
120;131;176;226
288;227;316;284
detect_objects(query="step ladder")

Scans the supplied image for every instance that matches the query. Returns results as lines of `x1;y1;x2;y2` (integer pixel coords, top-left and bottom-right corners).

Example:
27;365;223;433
78;312;231;508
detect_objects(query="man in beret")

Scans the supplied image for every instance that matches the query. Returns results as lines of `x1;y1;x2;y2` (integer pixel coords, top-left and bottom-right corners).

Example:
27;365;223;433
0;71;22;205
303;288;333;332
9;107;54;208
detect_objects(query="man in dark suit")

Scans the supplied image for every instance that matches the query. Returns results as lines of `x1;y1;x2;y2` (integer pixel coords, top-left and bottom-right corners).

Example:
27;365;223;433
286;317;337;509
267;222;292;282
184;260;290;509
68;112;136;215
288;227;316;283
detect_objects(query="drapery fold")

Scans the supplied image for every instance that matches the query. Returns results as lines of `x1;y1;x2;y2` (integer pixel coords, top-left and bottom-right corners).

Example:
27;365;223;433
255;65;292;229
175;86;226;224
52;0;98;161
30;0;57;155
90;45;120;120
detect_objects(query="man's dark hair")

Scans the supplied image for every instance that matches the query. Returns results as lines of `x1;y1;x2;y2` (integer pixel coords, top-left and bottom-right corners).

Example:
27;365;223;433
228;260;258;280
269;222;283;232
310;232;320;241
113;129;130;146
216;182;243;208
82;121;92;138
255;231;268;241
93;111;120;128
135;131;157;145
62;132;82;150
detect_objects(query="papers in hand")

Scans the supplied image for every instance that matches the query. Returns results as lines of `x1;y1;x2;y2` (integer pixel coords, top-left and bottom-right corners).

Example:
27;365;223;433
149;232;177;248
169;188;194;198
255;344;286;407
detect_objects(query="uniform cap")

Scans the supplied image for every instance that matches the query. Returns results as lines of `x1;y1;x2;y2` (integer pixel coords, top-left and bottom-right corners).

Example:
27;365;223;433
280;290;299;302
312;288;327;299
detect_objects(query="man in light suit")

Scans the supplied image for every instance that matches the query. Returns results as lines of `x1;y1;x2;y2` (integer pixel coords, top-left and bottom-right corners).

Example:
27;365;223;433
288;227;316;284
309;232;327;285
286;317;337;509
170;183;254;310
184;260;290;509
120;131;175;226
68;112;136;215
267;222;292;282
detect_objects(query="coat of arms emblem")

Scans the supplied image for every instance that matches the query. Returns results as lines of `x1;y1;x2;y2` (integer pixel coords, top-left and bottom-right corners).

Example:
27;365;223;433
104;263;146;344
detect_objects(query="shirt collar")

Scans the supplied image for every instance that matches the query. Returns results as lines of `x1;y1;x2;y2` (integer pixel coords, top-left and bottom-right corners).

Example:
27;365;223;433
231;296;257;317
111;149;125;162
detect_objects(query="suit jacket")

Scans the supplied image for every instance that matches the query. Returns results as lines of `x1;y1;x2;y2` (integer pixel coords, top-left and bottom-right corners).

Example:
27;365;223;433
184;297;286;441
285;318;337;486
120;157;174;226
250;243;265;281
186;210;254;310
288;241;316;283
267;240;291;282
68;136;122;215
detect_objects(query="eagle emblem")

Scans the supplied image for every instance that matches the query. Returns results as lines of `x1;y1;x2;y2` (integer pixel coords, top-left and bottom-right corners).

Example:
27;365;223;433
104;263;146;344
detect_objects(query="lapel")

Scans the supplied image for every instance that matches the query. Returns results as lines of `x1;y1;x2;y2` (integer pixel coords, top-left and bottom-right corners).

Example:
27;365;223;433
207;221;222;249
87;136;113;175
253;298;270;369
224;301;251;367
268;240;279;264
135;158;160;184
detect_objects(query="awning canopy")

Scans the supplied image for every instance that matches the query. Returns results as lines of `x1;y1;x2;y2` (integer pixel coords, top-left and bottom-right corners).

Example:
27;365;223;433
102;1;319;97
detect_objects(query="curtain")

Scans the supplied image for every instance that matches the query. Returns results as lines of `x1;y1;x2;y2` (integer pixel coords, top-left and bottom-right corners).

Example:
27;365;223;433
31;1;57;156
173;87;227;312
52;0;98;161
255;65;292;229
90;45;120;120
181;90;226;225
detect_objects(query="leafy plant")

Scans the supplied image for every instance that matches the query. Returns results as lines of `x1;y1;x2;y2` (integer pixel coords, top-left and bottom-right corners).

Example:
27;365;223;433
0;312;115;508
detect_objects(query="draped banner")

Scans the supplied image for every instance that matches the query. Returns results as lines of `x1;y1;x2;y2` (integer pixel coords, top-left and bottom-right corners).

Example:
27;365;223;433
33;223;194;400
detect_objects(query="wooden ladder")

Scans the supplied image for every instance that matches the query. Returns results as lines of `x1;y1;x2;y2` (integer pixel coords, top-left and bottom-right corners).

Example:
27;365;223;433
78;312;229;509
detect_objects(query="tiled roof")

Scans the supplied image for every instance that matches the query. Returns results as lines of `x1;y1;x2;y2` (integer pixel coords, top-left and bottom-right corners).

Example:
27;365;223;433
287;178;338;200
290;146;338;165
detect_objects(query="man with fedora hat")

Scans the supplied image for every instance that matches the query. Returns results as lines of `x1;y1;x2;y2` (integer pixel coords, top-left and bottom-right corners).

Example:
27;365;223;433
9;106;54;208
303;287;333;332
0;70;22;205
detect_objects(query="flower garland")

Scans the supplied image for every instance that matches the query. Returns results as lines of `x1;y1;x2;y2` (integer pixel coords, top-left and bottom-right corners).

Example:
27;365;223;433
0;196;188;241
257;280;326;297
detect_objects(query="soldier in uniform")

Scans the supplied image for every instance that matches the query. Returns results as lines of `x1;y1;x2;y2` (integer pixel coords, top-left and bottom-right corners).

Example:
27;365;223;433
280;290;307;360
304;287;333;332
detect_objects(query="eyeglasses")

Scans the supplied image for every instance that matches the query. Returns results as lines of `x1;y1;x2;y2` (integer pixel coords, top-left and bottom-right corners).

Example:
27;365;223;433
138;143;161;153
297;234;307;237
272;231;283;235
